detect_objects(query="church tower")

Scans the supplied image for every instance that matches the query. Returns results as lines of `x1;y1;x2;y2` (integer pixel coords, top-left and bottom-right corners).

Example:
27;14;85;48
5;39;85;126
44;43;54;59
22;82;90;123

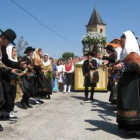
86;8;106;35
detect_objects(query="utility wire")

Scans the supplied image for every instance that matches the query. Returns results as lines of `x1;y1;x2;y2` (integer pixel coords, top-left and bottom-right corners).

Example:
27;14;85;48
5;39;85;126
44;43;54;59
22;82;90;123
10;0;81;48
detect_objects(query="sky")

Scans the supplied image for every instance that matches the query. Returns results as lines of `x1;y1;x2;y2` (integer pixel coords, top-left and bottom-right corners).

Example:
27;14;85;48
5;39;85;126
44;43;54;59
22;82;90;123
1;0;140;58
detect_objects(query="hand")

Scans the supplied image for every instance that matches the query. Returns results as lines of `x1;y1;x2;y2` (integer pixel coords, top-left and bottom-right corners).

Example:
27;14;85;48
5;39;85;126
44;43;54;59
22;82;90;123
89;62;93;67
28;65;33;70
85;73;89;77
20;61;27;69
114;63;123;70
11;69;17;73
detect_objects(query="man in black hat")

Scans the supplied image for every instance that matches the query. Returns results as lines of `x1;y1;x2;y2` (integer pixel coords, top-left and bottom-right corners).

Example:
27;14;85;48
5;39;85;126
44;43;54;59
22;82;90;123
20;46;36;109
100;45;115;66
0;29;27;69
99;45;116;96
82;52;97;101
0;29;27;131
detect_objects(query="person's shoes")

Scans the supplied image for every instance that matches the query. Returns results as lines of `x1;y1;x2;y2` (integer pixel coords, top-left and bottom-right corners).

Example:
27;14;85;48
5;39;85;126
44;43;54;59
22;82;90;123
45;95;51;99
9;116;18;120
11;111;18;113
9;112;18;120
26;103;33;108
110;102;117;105
0;115;7;120
128;131;140;137
20;102;28;109
0;125;3;131
63;90;66;93
84;97;88;101
34;101;41;105
48;95;51;99
38;100;45;104
90;97;94;101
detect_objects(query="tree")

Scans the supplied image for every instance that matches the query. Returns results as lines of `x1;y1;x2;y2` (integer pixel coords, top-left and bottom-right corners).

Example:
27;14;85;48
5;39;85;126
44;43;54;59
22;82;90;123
16;36;28;56
61;52;74;62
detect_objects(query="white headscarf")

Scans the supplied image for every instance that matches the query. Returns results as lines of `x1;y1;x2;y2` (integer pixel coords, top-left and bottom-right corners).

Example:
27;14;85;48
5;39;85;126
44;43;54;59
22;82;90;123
6;45;18;62
43;54;50;66
115;47;122;62
120;31;140;60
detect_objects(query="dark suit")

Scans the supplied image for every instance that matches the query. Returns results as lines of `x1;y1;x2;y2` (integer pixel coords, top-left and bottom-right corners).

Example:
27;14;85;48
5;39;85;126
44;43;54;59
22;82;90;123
102;53;115;66
82;59;97;100
102;53;115;91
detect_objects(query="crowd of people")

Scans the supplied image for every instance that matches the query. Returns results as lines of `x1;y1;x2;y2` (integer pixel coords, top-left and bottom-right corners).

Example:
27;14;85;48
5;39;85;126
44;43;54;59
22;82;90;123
81;30;140;137
0;28;140;138
101;31;140;137
0;28;77;131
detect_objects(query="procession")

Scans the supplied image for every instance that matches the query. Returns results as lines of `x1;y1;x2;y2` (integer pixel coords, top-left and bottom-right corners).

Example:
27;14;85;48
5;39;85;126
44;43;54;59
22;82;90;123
0;0;140;140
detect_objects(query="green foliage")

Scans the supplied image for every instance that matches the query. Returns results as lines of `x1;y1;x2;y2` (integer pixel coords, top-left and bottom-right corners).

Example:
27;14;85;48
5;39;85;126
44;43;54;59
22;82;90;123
61;52;74;62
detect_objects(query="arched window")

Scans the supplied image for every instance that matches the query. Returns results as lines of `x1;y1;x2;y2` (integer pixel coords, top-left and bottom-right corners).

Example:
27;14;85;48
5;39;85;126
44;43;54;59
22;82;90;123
100;29;103;33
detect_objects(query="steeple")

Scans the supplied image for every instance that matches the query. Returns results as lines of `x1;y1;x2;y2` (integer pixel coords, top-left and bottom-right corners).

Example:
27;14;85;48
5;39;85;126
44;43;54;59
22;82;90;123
86;7;106;35
87;8;105;26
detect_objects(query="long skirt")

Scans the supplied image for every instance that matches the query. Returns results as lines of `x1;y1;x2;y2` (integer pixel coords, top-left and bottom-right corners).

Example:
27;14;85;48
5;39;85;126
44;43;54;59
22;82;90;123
0;80;5;107
34;72;49;97
109;84;117;104
1;75;17;112
107;75;113;91
117;73;140;132
21;74;34;96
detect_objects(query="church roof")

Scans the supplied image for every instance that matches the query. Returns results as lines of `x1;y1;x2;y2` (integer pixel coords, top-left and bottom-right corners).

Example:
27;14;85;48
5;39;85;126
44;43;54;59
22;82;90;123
87;8;106;26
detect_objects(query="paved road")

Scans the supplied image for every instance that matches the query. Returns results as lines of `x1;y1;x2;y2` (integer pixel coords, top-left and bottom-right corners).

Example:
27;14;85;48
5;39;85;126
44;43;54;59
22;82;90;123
0;92;137;140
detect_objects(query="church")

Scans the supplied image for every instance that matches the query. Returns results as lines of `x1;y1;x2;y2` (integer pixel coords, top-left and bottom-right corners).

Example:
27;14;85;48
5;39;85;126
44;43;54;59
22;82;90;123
83;7;121;55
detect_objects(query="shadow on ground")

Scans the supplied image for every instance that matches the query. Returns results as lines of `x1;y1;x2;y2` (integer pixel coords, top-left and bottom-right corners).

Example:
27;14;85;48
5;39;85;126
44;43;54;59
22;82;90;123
85;120;137;139
71;96;85;101
91;99;117;118
72;95;136;139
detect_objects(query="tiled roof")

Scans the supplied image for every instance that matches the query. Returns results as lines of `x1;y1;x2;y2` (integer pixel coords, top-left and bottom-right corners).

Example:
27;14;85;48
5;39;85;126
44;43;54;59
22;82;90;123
110;38;120;43
106;43;121;48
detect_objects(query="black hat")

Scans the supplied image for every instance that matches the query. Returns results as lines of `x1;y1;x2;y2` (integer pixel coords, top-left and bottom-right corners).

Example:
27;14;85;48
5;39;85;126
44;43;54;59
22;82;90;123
24;46;35;54
0;29;17;45
85;51;94;56
105;45;114;52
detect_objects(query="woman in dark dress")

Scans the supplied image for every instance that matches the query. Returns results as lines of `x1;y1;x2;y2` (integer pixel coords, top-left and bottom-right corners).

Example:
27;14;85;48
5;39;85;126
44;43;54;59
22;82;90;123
114;31;140;136
33;48;47;104
109;47;122;104
43;54;52;99
20;47;35;109
82;52;97;101
0;45;18;119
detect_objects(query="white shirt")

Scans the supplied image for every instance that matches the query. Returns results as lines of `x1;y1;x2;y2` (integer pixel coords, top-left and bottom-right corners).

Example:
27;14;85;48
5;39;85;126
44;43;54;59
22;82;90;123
57;65;64;73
